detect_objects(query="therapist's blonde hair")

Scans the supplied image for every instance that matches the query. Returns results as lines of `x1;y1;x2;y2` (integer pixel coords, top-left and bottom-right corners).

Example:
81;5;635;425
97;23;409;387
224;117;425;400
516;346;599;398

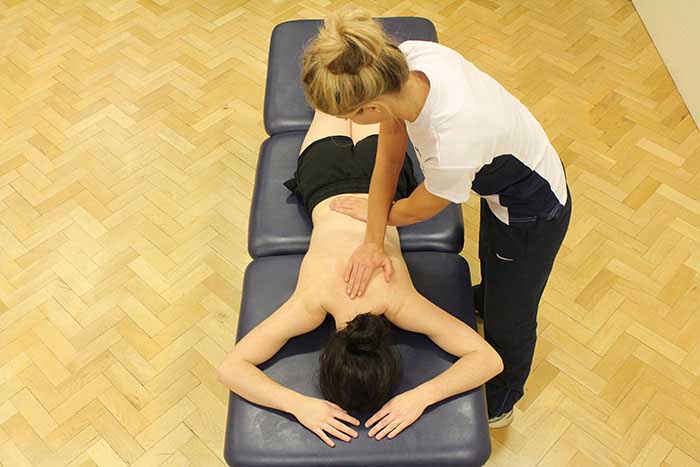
301;6;409;117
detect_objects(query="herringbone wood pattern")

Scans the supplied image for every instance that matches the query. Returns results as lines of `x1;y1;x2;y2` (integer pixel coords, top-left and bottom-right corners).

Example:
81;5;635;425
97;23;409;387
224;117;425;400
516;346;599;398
0;0;698;466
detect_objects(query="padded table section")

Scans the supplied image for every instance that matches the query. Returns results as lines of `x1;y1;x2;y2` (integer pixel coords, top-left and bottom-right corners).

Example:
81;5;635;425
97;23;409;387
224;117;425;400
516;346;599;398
264;17;438;135
248;132;465;258
224;252;491;467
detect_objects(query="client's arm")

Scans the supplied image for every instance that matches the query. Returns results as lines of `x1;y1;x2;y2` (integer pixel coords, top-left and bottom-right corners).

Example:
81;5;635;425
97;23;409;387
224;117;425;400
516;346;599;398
368;290;503;440
217;290;360;447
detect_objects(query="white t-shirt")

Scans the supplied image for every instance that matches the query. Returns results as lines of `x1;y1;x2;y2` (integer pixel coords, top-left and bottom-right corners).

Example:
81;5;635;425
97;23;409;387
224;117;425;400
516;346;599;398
399;40;568;225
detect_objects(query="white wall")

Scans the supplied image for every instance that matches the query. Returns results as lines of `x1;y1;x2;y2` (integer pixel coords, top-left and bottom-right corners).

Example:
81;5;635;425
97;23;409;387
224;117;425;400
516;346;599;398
632;0;700;128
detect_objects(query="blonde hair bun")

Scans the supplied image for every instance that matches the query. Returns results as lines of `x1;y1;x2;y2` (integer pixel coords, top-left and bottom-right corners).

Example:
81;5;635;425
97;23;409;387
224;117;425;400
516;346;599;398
301;6;410;115
322;7;382;74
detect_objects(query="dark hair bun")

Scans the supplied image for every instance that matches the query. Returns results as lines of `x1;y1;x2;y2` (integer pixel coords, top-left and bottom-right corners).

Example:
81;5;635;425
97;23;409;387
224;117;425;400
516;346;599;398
319;311;400;412
344;313;390;354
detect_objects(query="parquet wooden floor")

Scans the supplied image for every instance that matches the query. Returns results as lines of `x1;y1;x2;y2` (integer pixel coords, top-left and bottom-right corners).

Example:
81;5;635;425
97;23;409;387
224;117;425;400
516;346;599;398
1;1;698;466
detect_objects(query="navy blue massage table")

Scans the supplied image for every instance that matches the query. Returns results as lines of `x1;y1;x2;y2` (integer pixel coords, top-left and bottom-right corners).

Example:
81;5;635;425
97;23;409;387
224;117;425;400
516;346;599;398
224;16;491;467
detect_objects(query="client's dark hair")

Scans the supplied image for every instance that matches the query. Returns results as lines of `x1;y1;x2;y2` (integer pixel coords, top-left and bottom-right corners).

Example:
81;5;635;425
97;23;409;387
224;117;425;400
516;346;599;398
319;313;400;412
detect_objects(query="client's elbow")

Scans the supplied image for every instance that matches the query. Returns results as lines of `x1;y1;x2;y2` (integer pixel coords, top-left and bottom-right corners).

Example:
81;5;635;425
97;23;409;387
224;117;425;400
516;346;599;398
216;362;229;386
489;347;504;378
216;353;240;387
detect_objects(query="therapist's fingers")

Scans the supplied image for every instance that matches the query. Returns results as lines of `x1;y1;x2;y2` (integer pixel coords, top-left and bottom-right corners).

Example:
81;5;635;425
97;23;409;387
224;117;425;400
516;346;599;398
330;197;358;211
354;267;369;298
382;257;393;282
351;264;367;298
358;267;372;297
350;265;366;299
331;202;364;221
344;261;355;284
348;264;362;298
330;196;351;206
331;204;351;214
330;198;346;209
331;205;357;221
333;196;361;205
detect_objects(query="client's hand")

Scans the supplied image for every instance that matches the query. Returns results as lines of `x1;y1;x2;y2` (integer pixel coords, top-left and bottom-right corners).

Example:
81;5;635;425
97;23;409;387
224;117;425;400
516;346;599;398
345;242;393;299
292;396;360;447
365;388;430;440
329;196;368;222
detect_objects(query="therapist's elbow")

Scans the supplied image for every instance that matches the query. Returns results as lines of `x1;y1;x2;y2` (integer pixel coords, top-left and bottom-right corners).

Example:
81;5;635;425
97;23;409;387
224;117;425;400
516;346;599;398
392;213;426;227
403;200;432;223
406;213;428;225
411;208;440;225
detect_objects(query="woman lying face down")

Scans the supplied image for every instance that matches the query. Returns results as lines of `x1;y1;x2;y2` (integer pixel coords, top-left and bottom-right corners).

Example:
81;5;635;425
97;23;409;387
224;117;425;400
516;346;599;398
216;108;503;448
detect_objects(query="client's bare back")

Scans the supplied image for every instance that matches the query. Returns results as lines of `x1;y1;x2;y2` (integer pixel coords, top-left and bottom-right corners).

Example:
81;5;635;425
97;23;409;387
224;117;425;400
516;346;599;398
298;197;412;328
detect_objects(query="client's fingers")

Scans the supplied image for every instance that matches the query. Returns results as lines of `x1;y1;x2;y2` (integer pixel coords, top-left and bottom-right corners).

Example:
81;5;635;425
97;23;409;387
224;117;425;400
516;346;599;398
329;402;346;412
335;411;361;426
324;424;351;443
314;428;335;447
375;419;402;440
387;421;409;439
368;414;395;438
330;418;358;438
366;407;389;427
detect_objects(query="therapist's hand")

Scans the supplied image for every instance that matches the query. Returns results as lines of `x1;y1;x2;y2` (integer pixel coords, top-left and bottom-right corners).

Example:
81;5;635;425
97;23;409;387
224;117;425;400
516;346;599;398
330;196;368;223
345;242;393;299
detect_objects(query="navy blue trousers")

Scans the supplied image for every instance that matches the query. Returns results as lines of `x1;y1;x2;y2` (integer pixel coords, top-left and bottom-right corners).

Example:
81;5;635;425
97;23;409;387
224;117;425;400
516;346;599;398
474;189;572;417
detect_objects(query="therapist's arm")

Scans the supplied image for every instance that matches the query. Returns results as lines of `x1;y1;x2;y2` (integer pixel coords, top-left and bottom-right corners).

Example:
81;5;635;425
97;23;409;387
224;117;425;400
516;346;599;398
364;118;409;243
387;183;451;227
344;118;408;299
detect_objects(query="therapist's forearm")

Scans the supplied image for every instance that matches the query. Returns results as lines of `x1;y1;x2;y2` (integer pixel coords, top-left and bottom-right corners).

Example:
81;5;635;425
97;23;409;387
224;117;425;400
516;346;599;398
387;198;423;227
364;120;407;246
365;161;403;244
